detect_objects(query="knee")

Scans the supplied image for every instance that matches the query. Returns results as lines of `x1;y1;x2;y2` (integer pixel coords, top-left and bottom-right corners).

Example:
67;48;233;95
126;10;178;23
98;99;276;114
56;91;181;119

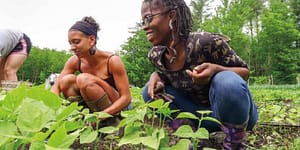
211;71;249;100
60;74;76;90
213;71;246;90
76;73;91;88
76;73;105;93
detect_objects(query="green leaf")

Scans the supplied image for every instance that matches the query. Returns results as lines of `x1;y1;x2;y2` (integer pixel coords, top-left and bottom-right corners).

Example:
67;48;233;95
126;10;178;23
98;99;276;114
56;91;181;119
2;85;27;111
273;116;283;122
65;121;84;132
84;114;97;122
56;102;80;121
141;135;159;149
16;98;51;133
0;136;11;146
158;130;170;149
80;127;98;144
0;141;14;150
29;141;46;150
93;111;113;119
172;125;194;138
99;126;118;134
26;87;62;110
176;112;198;120
147;99;164;109
272;105;282;113
0;125;29;148
45;145;70;150
118;108;147;127
118;125;143;146
194;128;209;139
33;132;48;142
196;110;213;115
170;139;191;150
142;128;166;150
0;121;18;137
203;116;222;125
286;118;296;126
47;124;79;148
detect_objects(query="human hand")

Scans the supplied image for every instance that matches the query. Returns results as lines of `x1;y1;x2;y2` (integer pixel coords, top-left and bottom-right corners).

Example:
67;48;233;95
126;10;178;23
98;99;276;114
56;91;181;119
186;63;216;85
153;81;174;102
148;72;174;101
148;72;162;98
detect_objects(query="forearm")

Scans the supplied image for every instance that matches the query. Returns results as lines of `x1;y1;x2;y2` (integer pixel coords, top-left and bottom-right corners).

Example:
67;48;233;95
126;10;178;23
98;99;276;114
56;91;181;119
214;64;249;80
103;94;131;115
95;78;119;101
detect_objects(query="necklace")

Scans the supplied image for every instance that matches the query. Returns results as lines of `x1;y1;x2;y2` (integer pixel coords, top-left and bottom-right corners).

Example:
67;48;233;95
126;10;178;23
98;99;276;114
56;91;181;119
168;47;177;64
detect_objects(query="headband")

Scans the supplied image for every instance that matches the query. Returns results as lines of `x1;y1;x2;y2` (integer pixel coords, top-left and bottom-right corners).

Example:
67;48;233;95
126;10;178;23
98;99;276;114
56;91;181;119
69;21;97;37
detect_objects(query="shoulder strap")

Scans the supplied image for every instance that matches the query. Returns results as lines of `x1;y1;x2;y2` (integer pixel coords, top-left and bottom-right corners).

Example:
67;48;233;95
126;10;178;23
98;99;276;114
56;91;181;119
107;54;115;75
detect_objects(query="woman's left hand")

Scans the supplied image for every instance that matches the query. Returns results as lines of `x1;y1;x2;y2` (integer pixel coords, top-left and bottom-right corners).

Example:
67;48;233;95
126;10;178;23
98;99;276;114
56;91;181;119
186;63;217;85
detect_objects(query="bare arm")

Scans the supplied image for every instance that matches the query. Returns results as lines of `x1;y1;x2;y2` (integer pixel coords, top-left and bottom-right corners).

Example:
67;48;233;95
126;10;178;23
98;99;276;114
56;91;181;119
102;56;131;115
51;56;78;95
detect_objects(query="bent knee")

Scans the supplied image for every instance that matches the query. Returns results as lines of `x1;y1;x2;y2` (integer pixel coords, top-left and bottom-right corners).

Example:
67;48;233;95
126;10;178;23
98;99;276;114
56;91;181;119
60;74;76;89
212;71;246;90
210;71;250;100
76;73;92;86
76;74;105;92
60;74;76;84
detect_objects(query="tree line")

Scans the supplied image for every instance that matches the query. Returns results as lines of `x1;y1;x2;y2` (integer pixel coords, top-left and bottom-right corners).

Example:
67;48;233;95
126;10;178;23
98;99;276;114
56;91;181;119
17;0;300;87
17;47;71;84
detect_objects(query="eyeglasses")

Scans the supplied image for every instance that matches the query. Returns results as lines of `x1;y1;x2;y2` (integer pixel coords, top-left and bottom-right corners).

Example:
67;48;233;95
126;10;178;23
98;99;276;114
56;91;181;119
141;10;170;26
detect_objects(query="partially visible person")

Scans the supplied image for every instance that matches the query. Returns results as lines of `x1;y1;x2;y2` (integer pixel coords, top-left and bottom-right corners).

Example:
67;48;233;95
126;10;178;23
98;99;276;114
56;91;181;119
140;0;258;149
0;29;32;82
45;73;60;90
51;16;131;118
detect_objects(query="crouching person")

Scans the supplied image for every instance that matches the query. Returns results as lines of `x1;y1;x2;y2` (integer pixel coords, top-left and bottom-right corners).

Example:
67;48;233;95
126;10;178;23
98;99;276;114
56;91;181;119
51;16;131;125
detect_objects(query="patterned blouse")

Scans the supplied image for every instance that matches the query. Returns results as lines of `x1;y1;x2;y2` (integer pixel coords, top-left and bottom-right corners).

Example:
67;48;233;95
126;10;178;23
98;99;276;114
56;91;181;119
148;32;248;106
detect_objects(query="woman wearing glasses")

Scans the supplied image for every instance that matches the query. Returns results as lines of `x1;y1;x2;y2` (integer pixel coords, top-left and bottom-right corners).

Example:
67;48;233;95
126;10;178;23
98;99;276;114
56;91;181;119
140;0;258;149
51;16;131;120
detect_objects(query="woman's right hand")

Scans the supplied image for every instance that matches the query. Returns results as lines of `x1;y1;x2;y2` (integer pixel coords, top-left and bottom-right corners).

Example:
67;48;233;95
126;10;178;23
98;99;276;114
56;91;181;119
148;72;163;99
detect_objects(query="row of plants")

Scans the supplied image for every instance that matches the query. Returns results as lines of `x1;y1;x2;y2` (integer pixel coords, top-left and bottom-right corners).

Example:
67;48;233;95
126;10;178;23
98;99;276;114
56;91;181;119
248;85;300;149
0;85;221;150
0;85;299;149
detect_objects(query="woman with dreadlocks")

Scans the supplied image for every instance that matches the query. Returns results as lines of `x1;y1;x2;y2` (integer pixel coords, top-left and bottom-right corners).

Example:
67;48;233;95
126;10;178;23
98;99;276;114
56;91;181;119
51;16;131;120
140;0;258;149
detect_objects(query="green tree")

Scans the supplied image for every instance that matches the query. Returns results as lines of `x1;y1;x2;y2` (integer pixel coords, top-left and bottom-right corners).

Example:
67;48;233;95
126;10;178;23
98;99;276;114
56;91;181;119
190;0;210;31
195;0;262;65
256;0;299;84
289;0;300;72
17;47;71;84
121;30;156;87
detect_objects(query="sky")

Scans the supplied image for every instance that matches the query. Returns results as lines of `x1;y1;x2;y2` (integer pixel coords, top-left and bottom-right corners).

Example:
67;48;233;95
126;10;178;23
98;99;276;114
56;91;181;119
1;0;191;52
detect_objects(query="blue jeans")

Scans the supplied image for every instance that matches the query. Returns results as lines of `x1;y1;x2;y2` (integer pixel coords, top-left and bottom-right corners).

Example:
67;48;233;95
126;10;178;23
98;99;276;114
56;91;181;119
142;71;258;132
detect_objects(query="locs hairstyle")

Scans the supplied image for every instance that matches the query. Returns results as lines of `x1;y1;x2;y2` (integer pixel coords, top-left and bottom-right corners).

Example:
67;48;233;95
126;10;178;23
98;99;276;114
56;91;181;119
143;0;192;42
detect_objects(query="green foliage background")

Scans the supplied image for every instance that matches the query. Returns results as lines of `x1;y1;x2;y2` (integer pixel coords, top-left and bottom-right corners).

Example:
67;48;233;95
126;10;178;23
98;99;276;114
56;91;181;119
15;0;300;87
121;0;300;86
17;47;71;84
